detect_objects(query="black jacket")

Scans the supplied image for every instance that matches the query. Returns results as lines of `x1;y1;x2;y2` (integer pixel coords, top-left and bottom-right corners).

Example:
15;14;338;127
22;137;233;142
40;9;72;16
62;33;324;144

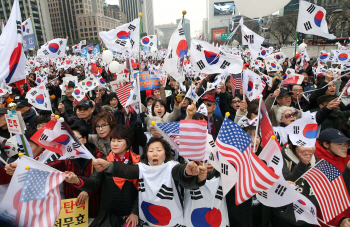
71;116;94;134
61;96;74;116
113;109;138;128
23;108;38;130
78;154;139;227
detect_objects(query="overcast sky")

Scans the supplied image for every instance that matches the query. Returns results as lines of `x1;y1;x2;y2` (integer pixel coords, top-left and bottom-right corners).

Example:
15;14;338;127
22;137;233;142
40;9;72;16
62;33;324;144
105;0;206;37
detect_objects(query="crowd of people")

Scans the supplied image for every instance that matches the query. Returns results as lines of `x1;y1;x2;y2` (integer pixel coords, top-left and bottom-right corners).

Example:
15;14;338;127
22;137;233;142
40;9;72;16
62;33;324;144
1;50;350;227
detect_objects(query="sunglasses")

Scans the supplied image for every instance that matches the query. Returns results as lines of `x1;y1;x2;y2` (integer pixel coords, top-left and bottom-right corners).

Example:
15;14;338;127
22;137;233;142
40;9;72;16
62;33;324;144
284;112;297;119
231;100;241;104
204;102;213;107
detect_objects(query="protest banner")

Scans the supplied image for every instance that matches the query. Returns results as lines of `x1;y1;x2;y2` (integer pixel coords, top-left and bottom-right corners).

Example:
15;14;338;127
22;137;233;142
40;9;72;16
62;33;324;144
55;198;89;227
135;71;161;91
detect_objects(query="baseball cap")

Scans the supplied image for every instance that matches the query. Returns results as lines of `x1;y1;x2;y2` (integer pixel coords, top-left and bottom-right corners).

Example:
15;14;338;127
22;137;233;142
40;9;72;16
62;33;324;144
319;128;350;143
200;94;215;103
76;100;93;109
145;95;155;102
317;94;336;106
0;107;8;115
12;96;30;108
278;89;293;98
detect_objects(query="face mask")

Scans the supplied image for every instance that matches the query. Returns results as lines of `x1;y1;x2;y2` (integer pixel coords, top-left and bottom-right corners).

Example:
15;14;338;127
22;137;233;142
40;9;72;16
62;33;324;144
148;156;166;166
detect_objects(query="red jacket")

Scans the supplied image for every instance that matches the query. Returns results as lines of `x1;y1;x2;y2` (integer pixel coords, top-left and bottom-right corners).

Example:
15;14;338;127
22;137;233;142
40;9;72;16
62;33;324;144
46;148;104;218
315;140;350;226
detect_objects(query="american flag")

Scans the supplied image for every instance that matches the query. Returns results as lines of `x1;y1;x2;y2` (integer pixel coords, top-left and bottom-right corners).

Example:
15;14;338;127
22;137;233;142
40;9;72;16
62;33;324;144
156;121;180;146
87;43;94;51
179;120;207;161
16;168;65;227
216;118;279;205
231;73;242;92
115;82;132;106
302;159;350;223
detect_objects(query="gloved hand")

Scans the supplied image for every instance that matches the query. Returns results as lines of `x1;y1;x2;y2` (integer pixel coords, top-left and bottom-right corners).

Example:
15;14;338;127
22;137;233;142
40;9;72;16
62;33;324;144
174;94;183;106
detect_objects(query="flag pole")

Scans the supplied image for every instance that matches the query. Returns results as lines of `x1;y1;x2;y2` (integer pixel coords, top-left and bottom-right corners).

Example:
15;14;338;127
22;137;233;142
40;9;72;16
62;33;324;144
138;13;143;115
294;31;298;59
29;15;38;50
253;94;263;153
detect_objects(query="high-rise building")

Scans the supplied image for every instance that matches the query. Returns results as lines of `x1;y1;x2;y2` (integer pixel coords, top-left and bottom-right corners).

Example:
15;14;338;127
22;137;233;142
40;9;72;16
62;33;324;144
154;23;177;47
120;0;154;35
0;0;54;45
176;18;191;48
103;3;127;24
47;0;121;45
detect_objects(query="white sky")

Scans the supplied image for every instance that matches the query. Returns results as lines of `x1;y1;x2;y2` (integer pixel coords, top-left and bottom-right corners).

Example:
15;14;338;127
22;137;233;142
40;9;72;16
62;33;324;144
105;0;206;37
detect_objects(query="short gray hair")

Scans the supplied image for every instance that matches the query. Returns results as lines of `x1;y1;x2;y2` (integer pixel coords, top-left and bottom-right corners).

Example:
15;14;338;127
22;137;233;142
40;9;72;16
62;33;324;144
276;106;296;124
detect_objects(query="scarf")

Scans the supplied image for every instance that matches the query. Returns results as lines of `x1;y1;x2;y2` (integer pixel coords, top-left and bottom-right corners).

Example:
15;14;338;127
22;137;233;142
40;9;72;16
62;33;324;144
106;151;140;190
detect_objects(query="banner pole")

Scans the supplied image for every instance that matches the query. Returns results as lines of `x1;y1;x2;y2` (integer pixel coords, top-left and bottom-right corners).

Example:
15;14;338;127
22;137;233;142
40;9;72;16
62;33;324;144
294;31;298;58
29;15;38;50
138;13;143;115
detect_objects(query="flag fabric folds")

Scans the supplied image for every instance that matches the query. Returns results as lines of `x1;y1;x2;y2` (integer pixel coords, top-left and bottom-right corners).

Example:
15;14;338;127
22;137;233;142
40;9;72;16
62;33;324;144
0;155;64;227
115;82;132;107
216;118;279;205
22;18;36;51
302;159;350;223
0;0;26;84
296;0;336;39
37;38;67;58
179;120;207;161
25;83;52;111
30;119;94;160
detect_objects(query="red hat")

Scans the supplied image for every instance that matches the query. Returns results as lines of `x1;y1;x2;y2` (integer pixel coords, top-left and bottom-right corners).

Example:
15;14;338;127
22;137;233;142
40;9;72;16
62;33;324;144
145;95;155;102
200;95;215;103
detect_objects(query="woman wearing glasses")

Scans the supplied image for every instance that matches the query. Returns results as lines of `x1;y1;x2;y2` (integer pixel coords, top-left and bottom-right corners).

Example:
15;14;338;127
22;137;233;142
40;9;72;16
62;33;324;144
88;111;117;156
273;106;298;147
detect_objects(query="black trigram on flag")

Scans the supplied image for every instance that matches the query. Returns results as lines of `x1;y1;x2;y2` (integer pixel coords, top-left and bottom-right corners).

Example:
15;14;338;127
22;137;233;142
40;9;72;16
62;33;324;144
40;134;48;141
190;188;203;200
116;39;127;46
275;184;287;196
258;191;268;199
197;60;205;70
293;126;299;134
271;156;280;165
46;153;62;163
220;60;230;69
168;49;173;59
306;4;316;14
174;224;185;227
296;140;306;146
215;186;223;200
209;140;215;148
30;90;38;96
293;204;304;214
1;210;15;222
244;35;254;44
17;144;25;154
72;142;80;149
304;21;312;31
139;178;145;192
156;184;174;200
209;153;215;161
221;163;228;175
179;28;185;36
128;24;136;31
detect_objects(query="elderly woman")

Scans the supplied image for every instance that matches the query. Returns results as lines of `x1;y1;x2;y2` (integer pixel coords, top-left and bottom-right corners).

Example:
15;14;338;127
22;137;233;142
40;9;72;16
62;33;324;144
273;106;297;146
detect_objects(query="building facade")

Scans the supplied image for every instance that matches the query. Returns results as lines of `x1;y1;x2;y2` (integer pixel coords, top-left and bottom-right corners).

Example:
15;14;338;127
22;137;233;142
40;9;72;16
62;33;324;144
176;18;191;48
103;3;127;24
154;23;178;47
47;0;120;45
0;0;54;45
120;0;154;35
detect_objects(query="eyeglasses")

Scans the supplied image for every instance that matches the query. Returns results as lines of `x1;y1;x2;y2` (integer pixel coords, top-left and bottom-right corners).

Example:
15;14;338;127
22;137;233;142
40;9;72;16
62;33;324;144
204;102;213;107
284;112;297;119
95;89;104;92
96;124;109;130
231;100;241;104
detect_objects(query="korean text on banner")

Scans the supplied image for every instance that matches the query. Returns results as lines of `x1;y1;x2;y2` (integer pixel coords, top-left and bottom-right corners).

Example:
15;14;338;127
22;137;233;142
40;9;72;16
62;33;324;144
55;198;89;227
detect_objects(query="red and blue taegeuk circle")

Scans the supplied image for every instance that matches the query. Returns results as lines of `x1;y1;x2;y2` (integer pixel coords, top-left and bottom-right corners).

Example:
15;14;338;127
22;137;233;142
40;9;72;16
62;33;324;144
320;53;328;60
338;53;348;61
247;80;254;92
74;89;81;95
271;62;277;68
117;31;131;39
52;134;70;145
261;50;266;56
48;43;60;53
204;50;220;65
314;11;324;27
22;25;25;32
142;37;150;45
86;81;92;87
35;94;45;104
141;201;171;226
191;207;222;227
8;43;22;83
297;199;306;205
176;40;188;58
100;78;106;84
302;124;318;139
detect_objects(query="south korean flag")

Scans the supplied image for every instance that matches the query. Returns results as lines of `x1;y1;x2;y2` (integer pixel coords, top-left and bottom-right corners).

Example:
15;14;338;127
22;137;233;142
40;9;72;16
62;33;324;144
240;18;264;60
37;38;67;58
189;39;243;75
266;60;282;72
329;50;350;64
72;84;86;102
296;0;336;39
285;111;318;148
258;46;271;59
